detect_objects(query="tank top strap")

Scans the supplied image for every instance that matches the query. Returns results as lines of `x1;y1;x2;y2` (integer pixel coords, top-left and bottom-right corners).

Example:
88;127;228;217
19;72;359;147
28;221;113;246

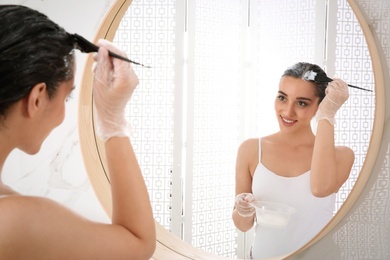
258;138;262;162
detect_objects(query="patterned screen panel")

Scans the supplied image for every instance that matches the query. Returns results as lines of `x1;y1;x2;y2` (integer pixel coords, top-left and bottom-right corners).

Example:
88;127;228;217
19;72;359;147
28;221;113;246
334;146;389;259
333;0;375;212
188;0;244;257
331;1;389;259
114;0;176;230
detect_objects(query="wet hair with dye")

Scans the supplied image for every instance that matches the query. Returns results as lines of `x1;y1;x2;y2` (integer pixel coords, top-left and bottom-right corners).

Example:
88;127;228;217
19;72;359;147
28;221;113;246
281;62;328;103
0;5;75;118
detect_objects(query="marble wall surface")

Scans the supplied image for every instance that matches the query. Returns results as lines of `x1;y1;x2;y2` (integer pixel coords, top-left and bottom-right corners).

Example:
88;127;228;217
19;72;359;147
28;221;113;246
0;0;113;223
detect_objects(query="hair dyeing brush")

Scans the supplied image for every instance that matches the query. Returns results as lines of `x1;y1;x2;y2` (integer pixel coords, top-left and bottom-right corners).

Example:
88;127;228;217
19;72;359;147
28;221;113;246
303;70;372;92
68;33;151;68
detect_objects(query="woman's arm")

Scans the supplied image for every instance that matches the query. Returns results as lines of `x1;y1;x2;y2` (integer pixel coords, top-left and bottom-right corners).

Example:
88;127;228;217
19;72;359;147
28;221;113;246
311;120;354;197
232;139;257;232
311;79;355;197
90;39;156;256
106;136;156;254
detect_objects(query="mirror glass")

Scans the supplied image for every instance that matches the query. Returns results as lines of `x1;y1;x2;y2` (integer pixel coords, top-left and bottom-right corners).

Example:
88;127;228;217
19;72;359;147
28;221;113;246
98;0;375;258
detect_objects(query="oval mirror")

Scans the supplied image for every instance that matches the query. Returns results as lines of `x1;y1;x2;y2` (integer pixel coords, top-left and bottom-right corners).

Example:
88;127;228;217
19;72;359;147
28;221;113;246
78;0;385;258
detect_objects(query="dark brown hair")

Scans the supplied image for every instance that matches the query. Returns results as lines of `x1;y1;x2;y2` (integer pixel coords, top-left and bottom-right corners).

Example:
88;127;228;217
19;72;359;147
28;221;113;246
0;5;75;117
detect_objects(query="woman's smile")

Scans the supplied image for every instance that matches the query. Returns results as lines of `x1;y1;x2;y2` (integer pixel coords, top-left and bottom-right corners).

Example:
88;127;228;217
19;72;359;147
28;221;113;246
281;116;297;126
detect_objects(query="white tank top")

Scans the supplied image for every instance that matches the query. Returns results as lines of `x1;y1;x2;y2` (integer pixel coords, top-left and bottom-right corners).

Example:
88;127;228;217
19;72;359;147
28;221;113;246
251;139;335;259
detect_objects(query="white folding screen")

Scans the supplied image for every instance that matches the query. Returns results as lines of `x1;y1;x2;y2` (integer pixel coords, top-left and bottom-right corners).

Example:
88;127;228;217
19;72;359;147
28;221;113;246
114;1;177;231
332;0;375;212
327;1;388;258
185;0;244;256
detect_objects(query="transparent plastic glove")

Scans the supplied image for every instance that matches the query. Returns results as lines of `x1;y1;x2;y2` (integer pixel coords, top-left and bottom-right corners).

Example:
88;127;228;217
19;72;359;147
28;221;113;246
235;193;256;217
315;78;349;125
92;39;139;142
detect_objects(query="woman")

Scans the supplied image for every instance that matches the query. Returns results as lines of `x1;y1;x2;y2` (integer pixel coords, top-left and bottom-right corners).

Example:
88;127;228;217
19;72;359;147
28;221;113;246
0;5;155;259
232;62;354;259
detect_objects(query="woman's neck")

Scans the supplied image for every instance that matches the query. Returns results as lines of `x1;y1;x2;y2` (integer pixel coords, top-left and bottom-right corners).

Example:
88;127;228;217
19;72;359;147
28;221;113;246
0;128;18;195
0;184;18;196
0;137;12;175
277;128;316;147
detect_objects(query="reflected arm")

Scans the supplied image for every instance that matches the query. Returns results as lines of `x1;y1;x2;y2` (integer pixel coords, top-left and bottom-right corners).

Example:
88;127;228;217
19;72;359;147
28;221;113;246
311;120;354;197
232;139;257;232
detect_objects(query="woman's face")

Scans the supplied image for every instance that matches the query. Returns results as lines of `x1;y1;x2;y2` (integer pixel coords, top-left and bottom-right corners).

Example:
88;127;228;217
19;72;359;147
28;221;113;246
274;76;320;133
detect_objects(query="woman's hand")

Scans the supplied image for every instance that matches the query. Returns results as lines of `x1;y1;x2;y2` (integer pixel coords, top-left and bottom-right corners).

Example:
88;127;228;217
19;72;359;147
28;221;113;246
315;78;349;125
92;39;139;142
235;193;256;217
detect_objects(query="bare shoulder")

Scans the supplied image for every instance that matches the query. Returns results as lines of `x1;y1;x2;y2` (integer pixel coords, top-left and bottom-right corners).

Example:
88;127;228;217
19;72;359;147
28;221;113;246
0;195;50;216
237;138;259;162
236;138;260;175
0;195;74;214
0;196;58;242
0;196;99;259
238;138;259;152
0;195;153;259
0;195;78;233
261;133;278;142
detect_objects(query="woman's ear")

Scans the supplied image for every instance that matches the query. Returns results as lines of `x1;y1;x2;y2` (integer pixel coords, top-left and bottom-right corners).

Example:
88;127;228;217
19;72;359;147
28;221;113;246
26;83;47;118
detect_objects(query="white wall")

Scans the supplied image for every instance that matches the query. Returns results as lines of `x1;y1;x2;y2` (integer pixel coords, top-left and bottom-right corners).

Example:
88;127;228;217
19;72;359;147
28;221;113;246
0;0;113;223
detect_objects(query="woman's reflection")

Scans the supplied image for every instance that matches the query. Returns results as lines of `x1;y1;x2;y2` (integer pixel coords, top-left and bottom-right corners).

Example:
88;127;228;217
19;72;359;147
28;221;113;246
232;62;355;259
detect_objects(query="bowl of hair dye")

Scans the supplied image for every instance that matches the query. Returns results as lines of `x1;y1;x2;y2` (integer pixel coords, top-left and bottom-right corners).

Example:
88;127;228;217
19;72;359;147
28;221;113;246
249;201;297;228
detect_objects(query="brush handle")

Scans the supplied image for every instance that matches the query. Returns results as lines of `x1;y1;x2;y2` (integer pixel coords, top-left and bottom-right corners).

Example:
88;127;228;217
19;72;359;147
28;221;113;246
108;51;151;68
318;74;373;92
347;84;373;92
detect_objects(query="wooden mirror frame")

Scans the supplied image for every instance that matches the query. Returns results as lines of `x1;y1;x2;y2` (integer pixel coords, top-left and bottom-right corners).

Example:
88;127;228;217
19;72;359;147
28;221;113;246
78;0;386;258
